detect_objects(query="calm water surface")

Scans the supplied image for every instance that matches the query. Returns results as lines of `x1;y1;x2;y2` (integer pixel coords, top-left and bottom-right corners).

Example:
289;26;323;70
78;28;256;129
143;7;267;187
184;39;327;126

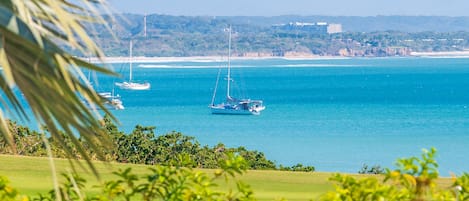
92;57;469;175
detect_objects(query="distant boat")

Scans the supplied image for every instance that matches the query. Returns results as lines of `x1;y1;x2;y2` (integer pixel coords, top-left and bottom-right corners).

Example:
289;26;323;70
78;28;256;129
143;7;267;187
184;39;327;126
83;92;124;110
209;26;265;115
99;91;124;110
85;64;124;110
115;40;151;90
82;82;125;110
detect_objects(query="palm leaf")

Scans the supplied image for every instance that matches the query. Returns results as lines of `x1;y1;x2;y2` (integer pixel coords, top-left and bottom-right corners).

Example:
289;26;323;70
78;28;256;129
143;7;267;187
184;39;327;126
0;0;118;177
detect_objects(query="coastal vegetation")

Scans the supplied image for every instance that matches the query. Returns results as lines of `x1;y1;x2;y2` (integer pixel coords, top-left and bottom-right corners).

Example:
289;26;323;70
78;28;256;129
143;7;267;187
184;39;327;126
1;118;468;200
0;116;315;172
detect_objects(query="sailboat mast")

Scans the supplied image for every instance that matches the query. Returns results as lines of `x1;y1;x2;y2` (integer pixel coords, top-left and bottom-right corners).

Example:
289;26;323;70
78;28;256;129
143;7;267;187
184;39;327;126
129;40;133;82
210;68;222;106
226;26;232;99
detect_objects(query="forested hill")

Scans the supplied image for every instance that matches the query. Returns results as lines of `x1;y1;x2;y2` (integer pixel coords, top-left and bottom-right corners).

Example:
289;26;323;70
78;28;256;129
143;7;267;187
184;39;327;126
216;15;469;32
83;14;469;57
116;14;469;33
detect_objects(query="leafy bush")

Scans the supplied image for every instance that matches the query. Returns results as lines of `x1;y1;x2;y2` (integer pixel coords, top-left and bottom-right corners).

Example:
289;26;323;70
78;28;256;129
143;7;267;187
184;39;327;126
279;163;315;172
0;176;20;201
0;117;312;172
320;148;469;201
358;164;385;174
24;153;254;201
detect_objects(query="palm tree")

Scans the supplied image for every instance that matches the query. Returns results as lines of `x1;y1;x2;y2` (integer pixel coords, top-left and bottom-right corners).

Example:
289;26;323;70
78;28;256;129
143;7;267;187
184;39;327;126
0;0;115;175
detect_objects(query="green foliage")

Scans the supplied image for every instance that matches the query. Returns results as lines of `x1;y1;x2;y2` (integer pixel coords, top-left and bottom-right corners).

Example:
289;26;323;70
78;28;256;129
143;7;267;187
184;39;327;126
453;173;469;200
358;164;385;175
319;173;403;201
319;148;465;201
23;153;256;201
0;116;312;172
0;0;118;178
0;176;20;201
37;173;88;201
0;121;47;156
279;163;315;172
231;147;276;170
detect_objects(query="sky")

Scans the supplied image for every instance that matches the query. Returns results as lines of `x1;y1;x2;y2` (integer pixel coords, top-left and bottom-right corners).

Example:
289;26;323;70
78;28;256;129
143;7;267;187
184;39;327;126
108;0;469;16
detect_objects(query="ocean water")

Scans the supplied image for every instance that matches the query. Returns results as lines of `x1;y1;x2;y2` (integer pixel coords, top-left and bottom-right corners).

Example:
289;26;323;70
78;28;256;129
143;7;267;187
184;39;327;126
94;57;469;176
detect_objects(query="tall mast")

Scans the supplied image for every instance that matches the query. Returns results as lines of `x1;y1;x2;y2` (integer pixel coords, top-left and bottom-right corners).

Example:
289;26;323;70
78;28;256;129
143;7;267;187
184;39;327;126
226;25;232;99
143;14;147;37
129;40;133;82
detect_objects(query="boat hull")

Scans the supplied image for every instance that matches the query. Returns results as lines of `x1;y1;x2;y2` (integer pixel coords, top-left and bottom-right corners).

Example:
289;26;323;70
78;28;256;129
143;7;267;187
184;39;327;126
83;98;124;110
115;82;150;90
210;107;258;115
98;92;124;110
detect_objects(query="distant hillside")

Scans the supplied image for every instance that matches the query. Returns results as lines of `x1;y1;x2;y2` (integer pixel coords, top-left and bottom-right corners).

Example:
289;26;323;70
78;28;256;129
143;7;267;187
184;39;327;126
107;14;469;34
215;15;469;32
81;14;469;57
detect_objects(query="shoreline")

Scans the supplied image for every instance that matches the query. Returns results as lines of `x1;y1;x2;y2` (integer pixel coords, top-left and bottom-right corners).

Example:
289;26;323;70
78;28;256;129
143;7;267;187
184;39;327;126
410;51;469;57
88;55;348;64
86;51;469;64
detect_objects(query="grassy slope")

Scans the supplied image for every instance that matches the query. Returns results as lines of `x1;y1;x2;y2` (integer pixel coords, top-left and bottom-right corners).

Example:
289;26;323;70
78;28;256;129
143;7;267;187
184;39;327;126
0;155;334;200
0;155;454;201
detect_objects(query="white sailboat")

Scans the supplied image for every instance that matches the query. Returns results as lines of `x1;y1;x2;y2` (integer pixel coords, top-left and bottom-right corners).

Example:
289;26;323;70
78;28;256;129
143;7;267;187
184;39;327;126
209;26;265;115
99;91;124;110
82;78;124;110
115;40;151;90
83;57;124;110
85;62;124;110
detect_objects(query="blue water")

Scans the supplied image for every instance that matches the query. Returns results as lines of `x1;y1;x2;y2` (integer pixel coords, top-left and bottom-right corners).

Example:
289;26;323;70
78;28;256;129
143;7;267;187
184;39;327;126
95;57;469;175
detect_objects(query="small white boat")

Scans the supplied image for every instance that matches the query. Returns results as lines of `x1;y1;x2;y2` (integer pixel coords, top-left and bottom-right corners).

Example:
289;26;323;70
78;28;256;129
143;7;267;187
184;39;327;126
115;40;151;90
99;92;124;110
84;60;125;110
82;91;124;110
209;26;265;115
115;81;150;90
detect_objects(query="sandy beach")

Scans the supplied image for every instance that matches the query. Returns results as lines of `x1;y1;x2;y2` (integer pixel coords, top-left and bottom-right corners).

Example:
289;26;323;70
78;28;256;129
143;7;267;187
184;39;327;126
410;51;469;57
85;51;469;64
86;55;348;64
83;51;469;63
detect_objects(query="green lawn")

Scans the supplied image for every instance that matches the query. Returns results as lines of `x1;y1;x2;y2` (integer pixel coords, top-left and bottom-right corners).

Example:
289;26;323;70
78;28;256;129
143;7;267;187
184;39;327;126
0;154;335;200
0;154;454;201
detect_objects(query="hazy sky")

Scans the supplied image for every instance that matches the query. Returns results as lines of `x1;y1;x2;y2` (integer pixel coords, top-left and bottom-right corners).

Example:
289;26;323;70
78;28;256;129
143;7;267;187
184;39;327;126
108;0;469;16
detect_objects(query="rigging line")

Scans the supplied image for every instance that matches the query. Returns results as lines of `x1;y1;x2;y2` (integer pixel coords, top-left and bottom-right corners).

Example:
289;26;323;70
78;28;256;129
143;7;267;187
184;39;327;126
210;67;222;106
235;66;249;99
227;26;248;99
115;62;126;82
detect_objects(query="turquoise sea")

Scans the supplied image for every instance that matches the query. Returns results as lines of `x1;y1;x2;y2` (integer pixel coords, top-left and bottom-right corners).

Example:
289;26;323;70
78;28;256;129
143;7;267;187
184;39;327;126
96;57;469;176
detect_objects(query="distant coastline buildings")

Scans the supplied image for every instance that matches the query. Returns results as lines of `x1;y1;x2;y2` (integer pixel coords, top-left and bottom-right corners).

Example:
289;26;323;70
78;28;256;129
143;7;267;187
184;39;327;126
273;22;342;34
95;15;469;58
326;23;342;34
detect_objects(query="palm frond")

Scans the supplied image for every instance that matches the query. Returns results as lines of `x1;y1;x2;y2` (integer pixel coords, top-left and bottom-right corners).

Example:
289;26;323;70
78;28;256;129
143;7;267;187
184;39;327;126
0;0;118;177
